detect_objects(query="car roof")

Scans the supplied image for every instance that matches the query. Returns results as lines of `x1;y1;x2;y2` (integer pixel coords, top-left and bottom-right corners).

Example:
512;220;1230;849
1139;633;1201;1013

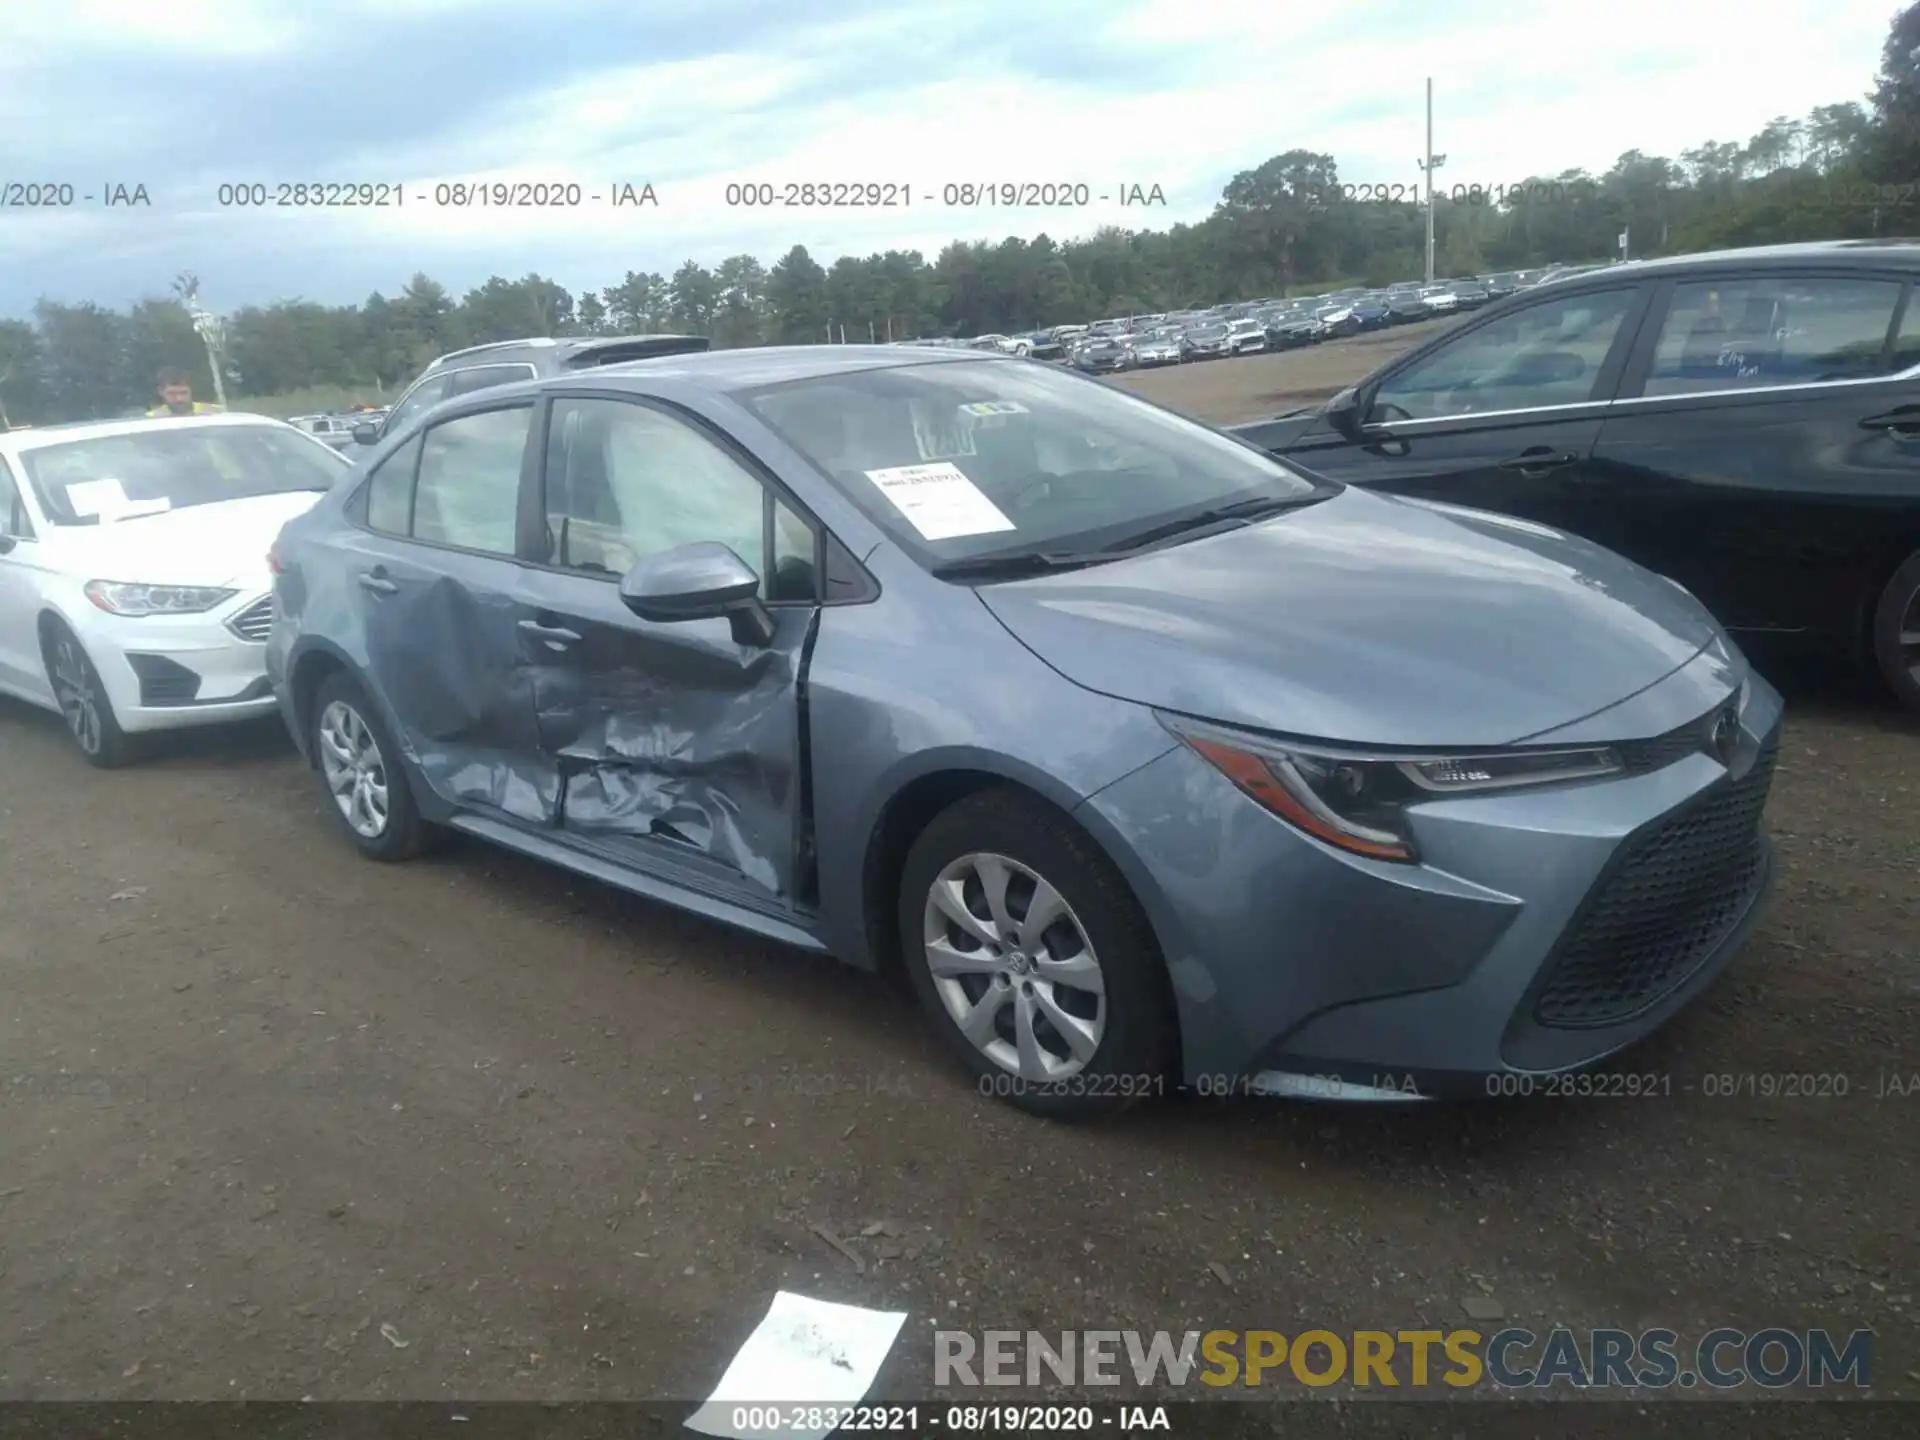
537;343;1011;392
0;411;302;455
423;333;709;373
1538;240;1920;286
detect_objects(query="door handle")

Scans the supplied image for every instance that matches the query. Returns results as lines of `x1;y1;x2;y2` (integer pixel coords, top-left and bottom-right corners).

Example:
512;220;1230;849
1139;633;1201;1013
1496;449;1577;474
357;572;398;595
518;619;582;646
1858;409;1920;434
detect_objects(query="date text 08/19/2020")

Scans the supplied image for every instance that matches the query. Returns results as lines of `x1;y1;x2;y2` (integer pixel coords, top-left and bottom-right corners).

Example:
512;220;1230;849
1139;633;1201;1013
721;182;1168;208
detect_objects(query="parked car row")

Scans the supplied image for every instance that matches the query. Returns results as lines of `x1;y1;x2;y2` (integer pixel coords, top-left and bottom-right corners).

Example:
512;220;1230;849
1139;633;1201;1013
3;240;1904;1128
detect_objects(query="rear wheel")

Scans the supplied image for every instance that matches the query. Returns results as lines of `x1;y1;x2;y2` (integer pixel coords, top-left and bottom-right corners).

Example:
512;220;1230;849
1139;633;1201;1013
1872;550;1920;714
43;624;134;769
898;788;1173;1121
310;673;428;860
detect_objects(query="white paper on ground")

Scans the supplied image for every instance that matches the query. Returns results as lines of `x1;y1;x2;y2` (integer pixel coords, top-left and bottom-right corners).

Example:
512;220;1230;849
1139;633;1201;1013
865;462;1015;541
65;478;129;517
684;1291;907;1440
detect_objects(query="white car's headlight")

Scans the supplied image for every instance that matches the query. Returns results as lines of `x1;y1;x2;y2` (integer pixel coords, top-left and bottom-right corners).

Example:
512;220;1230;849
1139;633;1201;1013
1161;714;1623;863
84;581;238;616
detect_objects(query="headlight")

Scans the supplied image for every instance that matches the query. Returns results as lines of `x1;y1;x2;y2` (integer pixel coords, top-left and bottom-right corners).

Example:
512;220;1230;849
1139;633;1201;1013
84;581;238;616
1160;714;1623;863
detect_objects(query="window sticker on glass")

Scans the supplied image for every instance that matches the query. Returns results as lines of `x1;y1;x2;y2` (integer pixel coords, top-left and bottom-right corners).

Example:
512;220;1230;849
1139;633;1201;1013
959;401;1029;417
65;478;130;516
865;462;1016;541
910;400;977;460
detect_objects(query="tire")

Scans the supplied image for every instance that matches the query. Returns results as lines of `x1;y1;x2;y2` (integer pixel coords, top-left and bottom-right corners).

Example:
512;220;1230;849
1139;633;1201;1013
898;787;1174;1121
1871;549;1920;713
309;672;429;860
43;623;135;769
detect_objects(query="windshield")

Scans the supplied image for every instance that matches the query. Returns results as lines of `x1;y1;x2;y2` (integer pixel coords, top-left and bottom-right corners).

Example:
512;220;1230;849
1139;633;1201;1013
21;423;350;526
740;358;1323;567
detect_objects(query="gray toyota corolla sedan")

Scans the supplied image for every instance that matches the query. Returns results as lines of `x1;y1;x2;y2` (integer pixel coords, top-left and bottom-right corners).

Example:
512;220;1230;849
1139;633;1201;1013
265;346;1782;1120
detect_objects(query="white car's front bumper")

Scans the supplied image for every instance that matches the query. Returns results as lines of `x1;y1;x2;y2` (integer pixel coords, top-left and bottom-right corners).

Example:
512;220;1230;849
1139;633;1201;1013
74;592;279;733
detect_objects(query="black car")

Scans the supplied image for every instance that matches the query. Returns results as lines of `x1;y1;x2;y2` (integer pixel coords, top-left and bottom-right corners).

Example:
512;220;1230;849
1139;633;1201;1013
1452;282;1492;309
1264;317;1322;349
354;334;710;447
1385;293;1433;324
1072;338;1133;373
1231;240;1920;710
1351;297;1394;329
1181;324;1234;360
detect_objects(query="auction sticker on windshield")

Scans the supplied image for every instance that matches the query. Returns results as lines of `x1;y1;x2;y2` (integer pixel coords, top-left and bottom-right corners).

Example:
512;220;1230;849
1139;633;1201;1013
65;477;131;516
865;462;1015;541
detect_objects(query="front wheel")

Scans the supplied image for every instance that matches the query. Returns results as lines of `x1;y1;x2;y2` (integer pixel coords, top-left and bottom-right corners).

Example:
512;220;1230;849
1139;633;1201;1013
310;673;429;860
898;788;1174;1120
1872;549;1920;713
44;624;134;768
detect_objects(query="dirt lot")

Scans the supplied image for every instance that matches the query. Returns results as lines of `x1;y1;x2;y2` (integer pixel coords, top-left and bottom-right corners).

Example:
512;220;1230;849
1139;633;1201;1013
1;326;1915;1418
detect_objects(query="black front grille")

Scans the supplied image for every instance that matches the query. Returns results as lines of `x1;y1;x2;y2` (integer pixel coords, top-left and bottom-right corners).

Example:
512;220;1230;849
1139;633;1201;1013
1532;731;1777;1028
1615;699;1737;774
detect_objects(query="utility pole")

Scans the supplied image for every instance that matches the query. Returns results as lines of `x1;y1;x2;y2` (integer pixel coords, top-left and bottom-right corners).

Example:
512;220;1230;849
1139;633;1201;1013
1417;79;1447;283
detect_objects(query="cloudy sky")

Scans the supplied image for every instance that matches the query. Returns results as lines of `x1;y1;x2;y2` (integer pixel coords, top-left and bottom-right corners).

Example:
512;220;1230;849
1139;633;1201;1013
0;0;1901;318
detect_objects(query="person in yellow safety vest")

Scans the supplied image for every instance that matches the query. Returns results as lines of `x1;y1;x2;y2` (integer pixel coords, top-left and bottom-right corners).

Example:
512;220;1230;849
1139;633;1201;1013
145;369;225;417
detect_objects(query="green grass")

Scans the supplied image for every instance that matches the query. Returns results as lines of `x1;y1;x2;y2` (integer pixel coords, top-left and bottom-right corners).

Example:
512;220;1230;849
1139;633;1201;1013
226;383;391;419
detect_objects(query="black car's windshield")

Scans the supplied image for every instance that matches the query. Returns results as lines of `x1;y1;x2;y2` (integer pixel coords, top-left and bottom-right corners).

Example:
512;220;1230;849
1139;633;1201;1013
22;422;349;526
740;358;1324;568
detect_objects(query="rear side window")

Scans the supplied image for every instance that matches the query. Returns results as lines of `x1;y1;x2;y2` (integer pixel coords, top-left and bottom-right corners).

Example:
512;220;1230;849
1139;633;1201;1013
411;405;533;555
1642;277;1902;395
363;434;423;535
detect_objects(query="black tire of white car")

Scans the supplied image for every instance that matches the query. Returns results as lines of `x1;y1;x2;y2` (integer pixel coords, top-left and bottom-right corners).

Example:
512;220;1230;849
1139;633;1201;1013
1871;549;1920;712
898;787;1174;1121
310;672;429;861
43;623;134;769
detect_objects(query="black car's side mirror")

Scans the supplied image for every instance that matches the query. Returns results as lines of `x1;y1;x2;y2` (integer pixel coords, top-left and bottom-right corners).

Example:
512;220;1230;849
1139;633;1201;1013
352;422;381;445
618;541;776;647
1324;385;1366;438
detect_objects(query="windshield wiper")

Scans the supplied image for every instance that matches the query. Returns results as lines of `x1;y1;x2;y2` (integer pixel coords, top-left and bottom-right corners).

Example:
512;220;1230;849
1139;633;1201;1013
1094;494;1318;554
929;550;1118;581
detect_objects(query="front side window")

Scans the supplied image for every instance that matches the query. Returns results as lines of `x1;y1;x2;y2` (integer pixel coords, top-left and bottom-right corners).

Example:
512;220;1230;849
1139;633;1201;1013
363;433;423;536
1642;276;1903;395
1369;288;1641;421
541;397;816;600
20;423;349;525
741;358;1320;567
409;405;531;555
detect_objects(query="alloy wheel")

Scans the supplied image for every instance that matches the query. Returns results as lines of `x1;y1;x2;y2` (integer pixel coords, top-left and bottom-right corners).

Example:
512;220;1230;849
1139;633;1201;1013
317;699;390;838
50;636;102;755
921;851;1107;1081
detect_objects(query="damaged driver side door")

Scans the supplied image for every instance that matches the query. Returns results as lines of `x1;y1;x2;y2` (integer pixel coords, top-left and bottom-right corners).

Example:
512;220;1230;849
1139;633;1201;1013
513;393;821;912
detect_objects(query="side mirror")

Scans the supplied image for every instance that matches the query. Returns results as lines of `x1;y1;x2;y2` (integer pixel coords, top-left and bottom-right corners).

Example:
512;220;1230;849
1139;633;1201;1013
0;534;15;555
1324;385;1366;438
352;422;381;445
618;542;775;647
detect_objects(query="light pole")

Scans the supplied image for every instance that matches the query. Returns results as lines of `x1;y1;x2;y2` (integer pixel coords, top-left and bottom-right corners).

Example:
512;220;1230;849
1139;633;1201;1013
1418;78;1447;283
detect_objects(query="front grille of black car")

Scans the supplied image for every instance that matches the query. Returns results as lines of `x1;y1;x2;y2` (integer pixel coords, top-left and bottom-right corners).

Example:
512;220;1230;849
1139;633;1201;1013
226;594;274;643
1531;730;1777;1029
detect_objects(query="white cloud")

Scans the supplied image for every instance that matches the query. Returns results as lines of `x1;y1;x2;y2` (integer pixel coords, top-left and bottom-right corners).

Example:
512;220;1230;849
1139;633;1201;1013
0;0;1907;309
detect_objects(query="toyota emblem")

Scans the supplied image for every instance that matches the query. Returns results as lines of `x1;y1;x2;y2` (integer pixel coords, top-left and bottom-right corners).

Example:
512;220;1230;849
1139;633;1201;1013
1709;708;1739;763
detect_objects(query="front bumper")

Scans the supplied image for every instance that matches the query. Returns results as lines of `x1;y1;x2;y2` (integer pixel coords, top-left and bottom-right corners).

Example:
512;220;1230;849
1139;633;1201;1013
1075;666;1785;1095
77;594;281;733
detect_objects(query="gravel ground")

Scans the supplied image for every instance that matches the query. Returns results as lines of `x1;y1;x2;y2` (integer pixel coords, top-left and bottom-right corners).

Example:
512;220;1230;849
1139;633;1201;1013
0;327;1914;1418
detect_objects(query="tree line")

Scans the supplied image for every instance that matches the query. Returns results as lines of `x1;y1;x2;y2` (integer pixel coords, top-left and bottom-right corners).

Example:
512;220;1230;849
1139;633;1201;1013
5;1;1920;425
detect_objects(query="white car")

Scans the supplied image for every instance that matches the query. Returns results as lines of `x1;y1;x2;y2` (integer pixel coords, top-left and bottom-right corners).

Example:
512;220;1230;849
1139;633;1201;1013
0;413;351;766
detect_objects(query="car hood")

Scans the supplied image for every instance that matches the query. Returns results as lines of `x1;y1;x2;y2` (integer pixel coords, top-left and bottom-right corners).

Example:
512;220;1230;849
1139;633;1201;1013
48;491;326;587
975;487;1722;748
